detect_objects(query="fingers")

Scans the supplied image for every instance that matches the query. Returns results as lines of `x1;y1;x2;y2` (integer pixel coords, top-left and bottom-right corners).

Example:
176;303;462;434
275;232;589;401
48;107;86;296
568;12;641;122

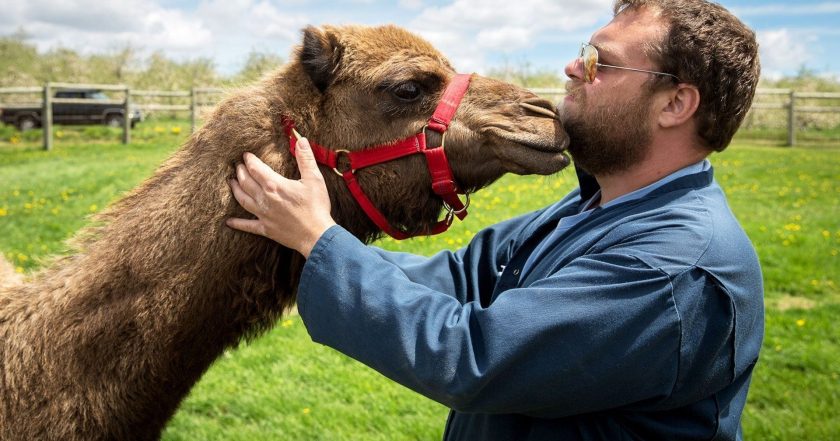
294;137;324;181
229;178;260;215
236;163;263;200
243;150;288;189
225;217;265;236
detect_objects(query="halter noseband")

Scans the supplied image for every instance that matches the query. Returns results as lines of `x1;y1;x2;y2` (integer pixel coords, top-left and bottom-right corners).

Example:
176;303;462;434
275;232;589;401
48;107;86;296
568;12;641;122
282;73;473;240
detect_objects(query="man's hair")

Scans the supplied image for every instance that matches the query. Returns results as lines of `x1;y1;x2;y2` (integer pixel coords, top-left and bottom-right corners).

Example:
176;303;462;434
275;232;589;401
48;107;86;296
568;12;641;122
614;0;760;152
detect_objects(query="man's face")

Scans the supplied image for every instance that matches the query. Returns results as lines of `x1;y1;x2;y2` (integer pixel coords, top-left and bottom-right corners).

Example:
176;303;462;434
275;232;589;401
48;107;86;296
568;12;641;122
559;7;668;176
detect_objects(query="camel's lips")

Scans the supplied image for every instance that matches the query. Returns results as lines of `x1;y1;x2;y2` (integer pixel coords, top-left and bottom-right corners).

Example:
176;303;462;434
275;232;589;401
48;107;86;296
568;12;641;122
482;125;570;155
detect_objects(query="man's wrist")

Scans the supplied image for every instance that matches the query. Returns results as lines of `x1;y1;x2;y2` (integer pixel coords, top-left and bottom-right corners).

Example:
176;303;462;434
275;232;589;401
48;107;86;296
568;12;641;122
300;221;337;258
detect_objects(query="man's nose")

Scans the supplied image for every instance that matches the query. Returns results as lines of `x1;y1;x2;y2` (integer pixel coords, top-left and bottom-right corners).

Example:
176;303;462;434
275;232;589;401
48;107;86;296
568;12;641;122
564;57;582;81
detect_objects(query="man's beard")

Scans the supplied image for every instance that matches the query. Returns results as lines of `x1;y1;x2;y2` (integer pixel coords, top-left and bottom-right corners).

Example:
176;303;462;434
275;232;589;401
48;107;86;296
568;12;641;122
563;91;653;176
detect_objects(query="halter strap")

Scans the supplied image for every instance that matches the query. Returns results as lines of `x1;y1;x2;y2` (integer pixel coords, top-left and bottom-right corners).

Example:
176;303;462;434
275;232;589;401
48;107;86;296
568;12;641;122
283;73;473;240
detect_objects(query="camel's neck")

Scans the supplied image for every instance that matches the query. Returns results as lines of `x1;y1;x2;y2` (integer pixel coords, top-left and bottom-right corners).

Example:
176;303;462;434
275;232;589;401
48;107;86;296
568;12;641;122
11;99;301;438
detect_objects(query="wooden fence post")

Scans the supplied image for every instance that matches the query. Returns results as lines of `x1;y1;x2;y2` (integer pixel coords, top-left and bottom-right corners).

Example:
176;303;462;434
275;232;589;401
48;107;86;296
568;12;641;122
43;83;53;151
123;86;131;145
787;90;796;147
190;87;197;134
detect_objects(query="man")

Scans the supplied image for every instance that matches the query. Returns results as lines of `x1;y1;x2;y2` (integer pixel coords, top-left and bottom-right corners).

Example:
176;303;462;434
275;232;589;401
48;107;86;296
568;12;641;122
227;0;764;439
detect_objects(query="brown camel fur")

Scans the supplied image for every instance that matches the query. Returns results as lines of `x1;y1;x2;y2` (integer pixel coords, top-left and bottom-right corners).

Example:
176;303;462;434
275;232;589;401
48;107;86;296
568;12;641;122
0;25;569;440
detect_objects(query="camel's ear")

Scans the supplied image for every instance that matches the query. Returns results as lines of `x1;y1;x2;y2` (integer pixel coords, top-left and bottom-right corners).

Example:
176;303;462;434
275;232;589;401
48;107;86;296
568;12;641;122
300;26;342;93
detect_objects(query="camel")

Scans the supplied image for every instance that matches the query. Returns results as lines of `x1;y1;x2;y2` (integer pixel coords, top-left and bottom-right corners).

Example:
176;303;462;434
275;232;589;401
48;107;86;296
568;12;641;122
0;25;569;440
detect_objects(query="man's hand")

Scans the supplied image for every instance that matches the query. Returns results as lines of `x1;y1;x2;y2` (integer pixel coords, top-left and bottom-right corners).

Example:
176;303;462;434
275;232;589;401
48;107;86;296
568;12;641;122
227;137;336;258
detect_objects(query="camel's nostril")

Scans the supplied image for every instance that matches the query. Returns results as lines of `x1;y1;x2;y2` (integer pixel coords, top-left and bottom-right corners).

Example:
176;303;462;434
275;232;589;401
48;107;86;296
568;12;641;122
520;96;560;118
519;102;557;119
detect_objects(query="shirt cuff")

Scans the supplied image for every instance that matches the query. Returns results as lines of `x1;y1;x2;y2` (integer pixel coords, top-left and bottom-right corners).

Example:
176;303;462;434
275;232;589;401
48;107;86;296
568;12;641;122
297;224;362;337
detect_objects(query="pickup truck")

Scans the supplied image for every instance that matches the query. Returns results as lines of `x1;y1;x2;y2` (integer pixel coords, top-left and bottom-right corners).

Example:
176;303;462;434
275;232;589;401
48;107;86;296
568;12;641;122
0;89;143;131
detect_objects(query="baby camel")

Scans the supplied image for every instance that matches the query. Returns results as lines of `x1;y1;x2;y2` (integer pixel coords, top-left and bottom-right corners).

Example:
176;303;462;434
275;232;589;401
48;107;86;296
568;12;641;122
0;25;568;440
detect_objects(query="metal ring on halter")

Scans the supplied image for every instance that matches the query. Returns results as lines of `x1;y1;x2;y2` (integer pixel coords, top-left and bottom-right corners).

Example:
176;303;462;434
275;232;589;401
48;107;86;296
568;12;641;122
422;125;447;149
331;149;355;176
443;193;471;215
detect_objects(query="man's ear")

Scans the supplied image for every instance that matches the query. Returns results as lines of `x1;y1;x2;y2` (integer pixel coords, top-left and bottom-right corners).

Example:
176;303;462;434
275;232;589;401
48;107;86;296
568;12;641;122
299;26;343;93
658;84;700;128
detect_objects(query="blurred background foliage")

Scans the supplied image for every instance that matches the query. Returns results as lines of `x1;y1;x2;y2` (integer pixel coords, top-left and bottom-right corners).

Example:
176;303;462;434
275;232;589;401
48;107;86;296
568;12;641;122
4;31;839;91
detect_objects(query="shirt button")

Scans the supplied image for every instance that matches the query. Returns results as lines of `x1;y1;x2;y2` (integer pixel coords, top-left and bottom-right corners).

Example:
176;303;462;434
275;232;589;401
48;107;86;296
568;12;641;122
512;269;520;276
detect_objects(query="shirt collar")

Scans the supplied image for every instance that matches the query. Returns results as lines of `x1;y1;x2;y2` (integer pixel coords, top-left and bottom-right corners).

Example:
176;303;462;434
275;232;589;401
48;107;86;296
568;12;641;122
577;159;711;213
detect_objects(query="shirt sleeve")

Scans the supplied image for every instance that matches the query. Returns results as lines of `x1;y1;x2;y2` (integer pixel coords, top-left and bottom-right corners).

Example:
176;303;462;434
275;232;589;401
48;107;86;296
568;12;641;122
297;226;731;418
366;209;541;305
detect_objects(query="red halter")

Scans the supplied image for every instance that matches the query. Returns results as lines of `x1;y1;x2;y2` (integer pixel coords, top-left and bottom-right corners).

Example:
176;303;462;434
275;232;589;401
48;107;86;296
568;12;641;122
282;73;473;240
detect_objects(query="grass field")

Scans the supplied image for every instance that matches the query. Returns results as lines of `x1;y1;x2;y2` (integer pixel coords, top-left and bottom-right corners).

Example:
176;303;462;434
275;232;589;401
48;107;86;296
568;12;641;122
1;121;838;440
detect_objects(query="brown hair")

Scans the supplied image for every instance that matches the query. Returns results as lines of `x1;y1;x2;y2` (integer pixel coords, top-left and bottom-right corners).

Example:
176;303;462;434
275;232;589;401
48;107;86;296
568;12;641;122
614;0;761;151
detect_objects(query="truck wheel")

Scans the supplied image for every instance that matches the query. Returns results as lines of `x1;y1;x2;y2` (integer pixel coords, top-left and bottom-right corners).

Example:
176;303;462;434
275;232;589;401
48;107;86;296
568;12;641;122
18;116;36;131
105;115;124;128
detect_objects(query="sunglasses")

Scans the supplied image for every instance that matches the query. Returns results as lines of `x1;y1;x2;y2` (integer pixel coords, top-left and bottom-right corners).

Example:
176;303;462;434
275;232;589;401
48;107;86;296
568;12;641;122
579;43;679;84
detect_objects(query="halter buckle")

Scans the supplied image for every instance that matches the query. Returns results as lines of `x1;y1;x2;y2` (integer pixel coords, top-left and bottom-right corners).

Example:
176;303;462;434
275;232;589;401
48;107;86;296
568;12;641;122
422;124;447;150
332;149;355;176
443;193;470;216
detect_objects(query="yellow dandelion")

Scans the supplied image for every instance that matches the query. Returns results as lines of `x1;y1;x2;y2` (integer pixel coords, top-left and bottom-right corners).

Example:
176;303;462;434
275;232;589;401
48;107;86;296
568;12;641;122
56;130;64;139
281;319;294;328
302;408;311;415
10;136;20;144
89;204;98;212
17;253;28;262
0;207;7;217
171;126;182;134
823;231;831;239
774;345;782;352
15;267;24;274
796;319;805;327
783;224;801;232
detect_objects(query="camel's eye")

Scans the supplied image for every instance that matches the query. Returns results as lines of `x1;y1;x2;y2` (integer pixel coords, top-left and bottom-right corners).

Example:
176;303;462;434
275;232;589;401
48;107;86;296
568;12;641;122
392;81;423;102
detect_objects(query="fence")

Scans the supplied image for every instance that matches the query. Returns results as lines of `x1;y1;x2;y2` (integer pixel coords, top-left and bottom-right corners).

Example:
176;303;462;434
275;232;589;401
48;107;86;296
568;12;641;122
530;87;840;147
1;84;839;149
0;83;224;150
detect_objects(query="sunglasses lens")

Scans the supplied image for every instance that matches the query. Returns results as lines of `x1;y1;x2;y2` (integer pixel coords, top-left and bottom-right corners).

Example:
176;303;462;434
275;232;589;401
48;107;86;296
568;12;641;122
582;44;598;83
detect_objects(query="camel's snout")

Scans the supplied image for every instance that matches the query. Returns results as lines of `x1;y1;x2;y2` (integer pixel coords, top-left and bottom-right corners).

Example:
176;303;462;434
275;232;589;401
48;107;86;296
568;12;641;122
519;98;558;120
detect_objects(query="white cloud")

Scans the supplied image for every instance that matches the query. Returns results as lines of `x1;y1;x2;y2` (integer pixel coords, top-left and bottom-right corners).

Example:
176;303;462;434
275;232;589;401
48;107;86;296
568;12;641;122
399;0;424;10
405;0;611;72
733;2;840;16
757;29;812;78
1;0;213;56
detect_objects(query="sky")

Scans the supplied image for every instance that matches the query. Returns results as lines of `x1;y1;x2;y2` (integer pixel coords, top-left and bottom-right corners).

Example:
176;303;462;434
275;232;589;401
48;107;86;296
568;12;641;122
2;0;839;80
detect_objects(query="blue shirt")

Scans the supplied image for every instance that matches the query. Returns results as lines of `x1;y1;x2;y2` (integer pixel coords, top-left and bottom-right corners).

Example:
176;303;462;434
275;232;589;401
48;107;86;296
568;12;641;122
523;160;711;276
297;165;764;441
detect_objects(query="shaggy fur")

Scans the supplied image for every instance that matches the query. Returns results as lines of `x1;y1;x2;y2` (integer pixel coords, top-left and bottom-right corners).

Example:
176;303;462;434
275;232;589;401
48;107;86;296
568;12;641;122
0;25;568;440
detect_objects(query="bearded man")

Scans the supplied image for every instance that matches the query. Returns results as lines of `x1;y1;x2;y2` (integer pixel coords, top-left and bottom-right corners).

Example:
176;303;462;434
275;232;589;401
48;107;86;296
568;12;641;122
227;1;765;439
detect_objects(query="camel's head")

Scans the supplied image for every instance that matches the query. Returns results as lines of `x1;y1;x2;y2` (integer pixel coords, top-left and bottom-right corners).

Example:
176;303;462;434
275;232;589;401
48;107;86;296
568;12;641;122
269;24;569;240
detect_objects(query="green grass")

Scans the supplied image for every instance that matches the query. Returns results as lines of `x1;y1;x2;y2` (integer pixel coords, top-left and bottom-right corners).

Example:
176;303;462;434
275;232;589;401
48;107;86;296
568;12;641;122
1;126;838;440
